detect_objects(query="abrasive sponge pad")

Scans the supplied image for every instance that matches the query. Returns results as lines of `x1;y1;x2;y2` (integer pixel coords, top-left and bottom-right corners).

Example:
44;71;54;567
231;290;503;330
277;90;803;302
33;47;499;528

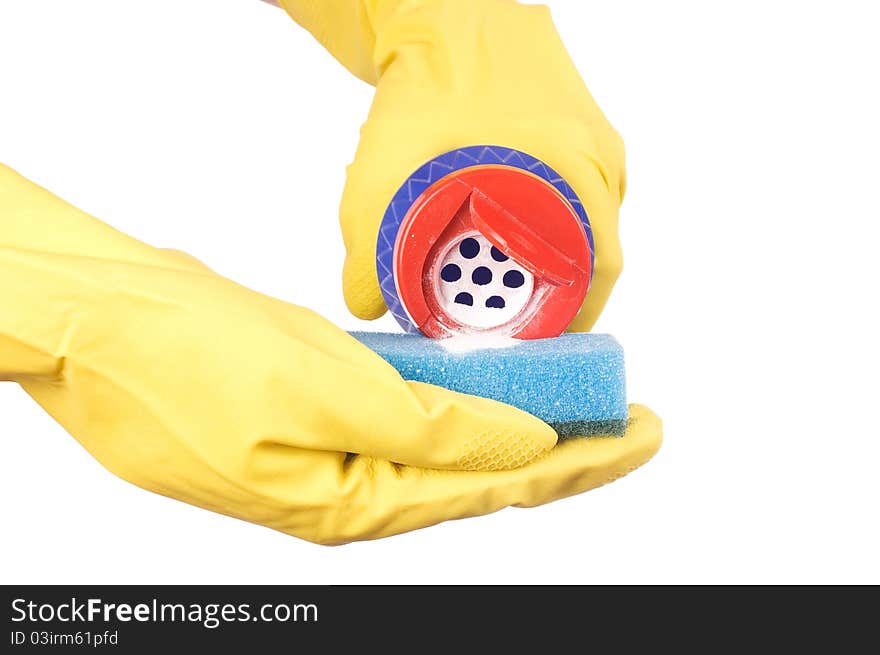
351;332;627;438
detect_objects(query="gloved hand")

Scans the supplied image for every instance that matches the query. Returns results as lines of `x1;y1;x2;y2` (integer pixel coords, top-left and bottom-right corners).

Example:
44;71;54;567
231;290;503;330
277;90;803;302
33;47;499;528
0;164;659;544
276;0;626;331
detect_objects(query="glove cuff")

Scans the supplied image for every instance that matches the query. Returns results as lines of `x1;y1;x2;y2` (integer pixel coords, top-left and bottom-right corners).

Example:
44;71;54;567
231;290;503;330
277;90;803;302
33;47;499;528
276;0;528;85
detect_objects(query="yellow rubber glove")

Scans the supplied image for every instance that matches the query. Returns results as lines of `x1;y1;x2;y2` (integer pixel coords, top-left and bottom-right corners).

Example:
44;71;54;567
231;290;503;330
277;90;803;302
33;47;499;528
0;164;660;544
278;0;626;331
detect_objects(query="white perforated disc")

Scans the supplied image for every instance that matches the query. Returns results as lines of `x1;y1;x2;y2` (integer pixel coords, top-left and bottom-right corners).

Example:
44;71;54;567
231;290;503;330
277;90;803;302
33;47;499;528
433;232;534;330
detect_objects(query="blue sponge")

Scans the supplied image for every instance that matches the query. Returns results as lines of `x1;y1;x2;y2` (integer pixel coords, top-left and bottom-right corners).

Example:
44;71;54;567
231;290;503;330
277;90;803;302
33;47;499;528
351;332;628;437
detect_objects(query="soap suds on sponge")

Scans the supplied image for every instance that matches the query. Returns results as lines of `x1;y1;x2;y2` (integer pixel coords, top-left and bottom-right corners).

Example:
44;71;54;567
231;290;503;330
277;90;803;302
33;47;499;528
438;333;521;354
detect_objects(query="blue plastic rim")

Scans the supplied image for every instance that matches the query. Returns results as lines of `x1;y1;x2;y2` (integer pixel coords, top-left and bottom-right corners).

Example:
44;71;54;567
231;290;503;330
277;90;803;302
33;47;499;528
376;145;594;334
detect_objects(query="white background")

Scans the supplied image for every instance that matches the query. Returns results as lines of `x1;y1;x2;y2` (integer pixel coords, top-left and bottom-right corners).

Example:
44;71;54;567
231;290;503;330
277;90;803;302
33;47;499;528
1;0;878;584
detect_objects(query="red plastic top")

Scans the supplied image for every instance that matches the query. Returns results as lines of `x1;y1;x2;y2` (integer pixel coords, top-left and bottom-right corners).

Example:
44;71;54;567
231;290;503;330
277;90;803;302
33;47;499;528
393;166;592;339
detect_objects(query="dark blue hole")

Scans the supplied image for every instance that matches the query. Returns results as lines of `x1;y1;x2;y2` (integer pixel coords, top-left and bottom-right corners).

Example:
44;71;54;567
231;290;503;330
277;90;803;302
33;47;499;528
454;292;474;306
490;246;509;262
503;270;525;288
486;296;506;309
459;237;480;259
472;266;493;285
440;263;461;282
